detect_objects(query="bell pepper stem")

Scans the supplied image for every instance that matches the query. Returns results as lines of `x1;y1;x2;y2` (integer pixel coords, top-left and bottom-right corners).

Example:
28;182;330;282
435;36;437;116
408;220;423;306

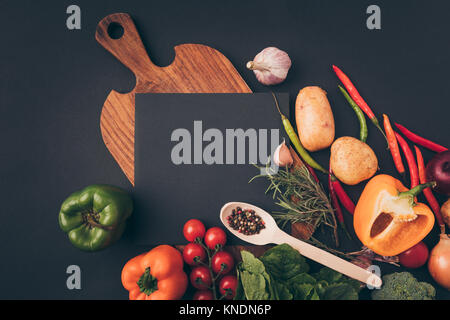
137;267;158;296
84;213;113;231
398;181;437;201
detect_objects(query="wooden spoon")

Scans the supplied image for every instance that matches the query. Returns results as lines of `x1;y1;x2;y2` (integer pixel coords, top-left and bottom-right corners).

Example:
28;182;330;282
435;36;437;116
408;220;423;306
220;202;382;288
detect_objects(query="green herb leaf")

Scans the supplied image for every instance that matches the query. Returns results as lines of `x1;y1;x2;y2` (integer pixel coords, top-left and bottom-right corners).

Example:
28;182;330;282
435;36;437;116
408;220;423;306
312;268;343;284
312;267;361;300
251;165;337;246
321;283;359;300
241;250;267;274
238;251;273;300
233;269;246;300
240;271;269;300
260;243;309;281
271;279;293;300
236;245;360;301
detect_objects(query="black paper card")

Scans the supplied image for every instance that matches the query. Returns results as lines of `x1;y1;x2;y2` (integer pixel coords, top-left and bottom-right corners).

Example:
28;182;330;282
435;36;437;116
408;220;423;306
132;93;288;245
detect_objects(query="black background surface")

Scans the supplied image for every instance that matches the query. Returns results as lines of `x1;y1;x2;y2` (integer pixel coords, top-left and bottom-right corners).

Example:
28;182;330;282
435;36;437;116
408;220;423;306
1;0;450;299
134;93;288;245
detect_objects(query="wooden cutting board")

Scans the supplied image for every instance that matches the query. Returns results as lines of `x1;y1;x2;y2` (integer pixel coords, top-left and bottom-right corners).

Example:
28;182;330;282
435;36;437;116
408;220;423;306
95;13;251;186
95;13;309;256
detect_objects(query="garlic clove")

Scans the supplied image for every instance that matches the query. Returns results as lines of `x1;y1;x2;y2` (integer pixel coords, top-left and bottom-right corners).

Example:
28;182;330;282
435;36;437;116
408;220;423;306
273;140;293;167
247;47;291;86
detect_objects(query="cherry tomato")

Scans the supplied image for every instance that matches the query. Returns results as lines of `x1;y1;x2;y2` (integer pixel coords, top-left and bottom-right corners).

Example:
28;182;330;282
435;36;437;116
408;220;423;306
183;219;206;242
398;241;429;268
183;243;207;266
193;290;214;300
190;266;212;290
211;251;234;275
219;275;238;300
204;227;227;250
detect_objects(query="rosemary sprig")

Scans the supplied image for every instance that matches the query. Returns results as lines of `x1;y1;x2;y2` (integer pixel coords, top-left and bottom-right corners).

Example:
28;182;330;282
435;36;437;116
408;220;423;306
250;163;338;246
250;163;400;267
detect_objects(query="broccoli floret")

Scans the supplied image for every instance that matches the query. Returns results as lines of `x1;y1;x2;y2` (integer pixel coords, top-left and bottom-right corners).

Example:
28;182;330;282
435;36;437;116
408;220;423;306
371;272;436;300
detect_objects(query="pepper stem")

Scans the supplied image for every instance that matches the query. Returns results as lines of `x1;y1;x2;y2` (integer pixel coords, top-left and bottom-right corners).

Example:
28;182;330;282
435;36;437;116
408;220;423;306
83;212;113;231
398;181;437;203
137;267;158;296
271;91;285;118
371;117;389;146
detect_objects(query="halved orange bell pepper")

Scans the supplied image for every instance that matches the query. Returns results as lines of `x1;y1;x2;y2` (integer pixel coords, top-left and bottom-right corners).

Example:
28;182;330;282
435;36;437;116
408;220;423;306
121;245;187;300
354;174;435;256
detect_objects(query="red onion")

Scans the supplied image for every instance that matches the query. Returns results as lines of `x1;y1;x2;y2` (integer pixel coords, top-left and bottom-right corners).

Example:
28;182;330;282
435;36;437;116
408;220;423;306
426;151;450;196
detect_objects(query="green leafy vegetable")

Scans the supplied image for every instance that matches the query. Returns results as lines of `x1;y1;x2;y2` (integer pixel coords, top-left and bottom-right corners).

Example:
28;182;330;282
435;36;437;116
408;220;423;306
235;244;361;300
237;251;272;300
234;269;246;300
241;250;267;274
288;273;317;300
240;271;269;300
271;281;293;300
260;243;309;281
313;267;344;284
321;283;359;300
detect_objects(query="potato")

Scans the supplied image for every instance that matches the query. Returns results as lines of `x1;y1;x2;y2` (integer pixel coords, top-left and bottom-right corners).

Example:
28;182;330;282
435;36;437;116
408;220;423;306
330;136;378;185
441;199;450;228
295;86;335;152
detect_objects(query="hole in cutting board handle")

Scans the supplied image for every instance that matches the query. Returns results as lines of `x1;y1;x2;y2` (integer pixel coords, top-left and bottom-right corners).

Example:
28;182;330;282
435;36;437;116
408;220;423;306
107;22;124;40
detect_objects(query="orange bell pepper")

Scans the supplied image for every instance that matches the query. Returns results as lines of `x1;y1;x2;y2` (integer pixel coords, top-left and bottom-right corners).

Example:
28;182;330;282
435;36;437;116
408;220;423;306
121;245;187;300
354;175;435;256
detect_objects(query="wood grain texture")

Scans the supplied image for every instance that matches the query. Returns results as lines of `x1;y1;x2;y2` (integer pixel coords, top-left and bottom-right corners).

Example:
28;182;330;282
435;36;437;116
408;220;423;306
95;13;251;185
95;13;308;250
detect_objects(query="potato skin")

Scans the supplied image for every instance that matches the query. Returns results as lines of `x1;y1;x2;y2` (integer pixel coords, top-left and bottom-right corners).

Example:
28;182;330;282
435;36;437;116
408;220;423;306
441;199;450;228
295;86;335;152
330;136;378;185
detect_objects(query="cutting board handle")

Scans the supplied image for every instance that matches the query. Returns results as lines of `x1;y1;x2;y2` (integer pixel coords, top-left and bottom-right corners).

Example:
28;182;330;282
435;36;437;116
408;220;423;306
95;13;157;80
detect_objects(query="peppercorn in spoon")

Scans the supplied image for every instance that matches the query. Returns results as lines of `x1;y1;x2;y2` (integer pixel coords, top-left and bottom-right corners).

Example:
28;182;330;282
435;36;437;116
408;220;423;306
220;201;382;288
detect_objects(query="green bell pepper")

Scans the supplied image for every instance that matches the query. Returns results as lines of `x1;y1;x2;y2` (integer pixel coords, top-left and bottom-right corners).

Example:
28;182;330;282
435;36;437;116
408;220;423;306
58;185;133;251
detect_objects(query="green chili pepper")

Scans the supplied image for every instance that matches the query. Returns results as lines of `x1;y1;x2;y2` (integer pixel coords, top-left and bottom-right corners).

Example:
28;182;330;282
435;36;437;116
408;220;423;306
338;85;368;143
271;92;327;174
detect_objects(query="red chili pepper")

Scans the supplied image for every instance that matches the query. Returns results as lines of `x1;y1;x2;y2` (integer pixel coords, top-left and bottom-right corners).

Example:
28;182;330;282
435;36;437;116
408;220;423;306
395;132;419;188
383;114;406;177
295;146;354;216
328;172;344;224
305;162;320;183
333;65;375;119
328;168;352;240
395;123;448;153
329;169;356;215
332;65;385;140
415;146;445;233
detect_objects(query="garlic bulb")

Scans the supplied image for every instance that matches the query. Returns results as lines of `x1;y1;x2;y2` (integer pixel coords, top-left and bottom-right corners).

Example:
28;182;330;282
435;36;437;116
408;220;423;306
247;47;291;85
273;140;293;167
